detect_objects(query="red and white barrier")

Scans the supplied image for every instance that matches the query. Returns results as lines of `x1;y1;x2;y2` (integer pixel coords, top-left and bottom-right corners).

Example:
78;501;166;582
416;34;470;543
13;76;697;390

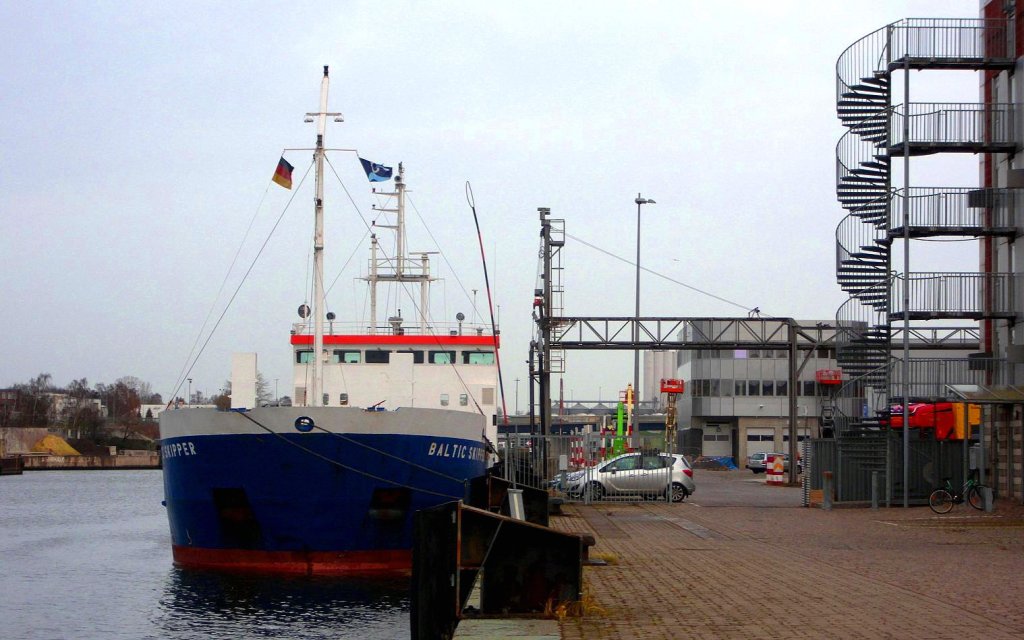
766;454;785;485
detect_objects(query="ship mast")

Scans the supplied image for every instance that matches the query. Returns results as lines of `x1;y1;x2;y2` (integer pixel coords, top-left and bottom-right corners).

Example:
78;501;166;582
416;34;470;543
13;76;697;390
367;164;435;333
308;65;339;407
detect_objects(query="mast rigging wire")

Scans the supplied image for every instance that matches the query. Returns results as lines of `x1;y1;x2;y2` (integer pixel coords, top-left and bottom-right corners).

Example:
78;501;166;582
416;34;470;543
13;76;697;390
565;231;761;316
465;182;510;425
167;160;314;403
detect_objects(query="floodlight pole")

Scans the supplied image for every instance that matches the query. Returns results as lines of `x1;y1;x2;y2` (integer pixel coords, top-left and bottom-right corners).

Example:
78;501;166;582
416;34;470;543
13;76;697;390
633;194;655;448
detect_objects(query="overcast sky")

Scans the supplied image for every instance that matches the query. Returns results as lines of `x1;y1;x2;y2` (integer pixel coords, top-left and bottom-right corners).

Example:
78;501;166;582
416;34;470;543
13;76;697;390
0;1;982;407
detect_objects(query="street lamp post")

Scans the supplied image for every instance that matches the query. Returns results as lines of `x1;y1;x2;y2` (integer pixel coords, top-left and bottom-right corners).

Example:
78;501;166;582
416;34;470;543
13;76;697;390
275;378;279;404
514;377;520;416
633;193;655;448
187;378;192;408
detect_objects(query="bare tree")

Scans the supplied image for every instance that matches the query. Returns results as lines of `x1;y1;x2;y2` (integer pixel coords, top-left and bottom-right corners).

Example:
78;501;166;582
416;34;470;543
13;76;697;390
256;372;271;405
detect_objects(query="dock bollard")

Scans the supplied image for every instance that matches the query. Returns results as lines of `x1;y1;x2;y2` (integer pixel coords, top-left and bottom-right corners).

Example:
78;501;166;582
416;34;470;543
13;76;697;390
822;471;833;511
871;471;878;510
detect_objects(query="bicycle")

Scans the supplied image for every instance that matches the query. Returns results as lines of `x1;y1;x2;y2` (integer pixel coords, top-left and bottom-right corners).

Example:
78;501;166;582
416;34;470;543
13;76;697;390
928;474;988;514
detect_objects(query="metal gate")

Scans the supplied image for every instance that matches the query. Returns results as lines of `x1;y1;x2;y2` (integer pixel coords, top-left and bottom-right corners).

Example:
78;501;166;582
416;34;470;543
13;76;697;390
497;433;692;504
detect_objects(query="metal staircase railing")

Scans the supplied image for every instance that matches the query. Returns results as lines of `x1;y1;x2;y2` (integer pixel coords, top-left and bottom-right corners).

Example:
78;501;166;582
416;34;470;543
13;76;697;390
891;272;1018;320
886;18;1013;68
888;102;1017;153
890;187;1019;235
837;18;1013;101
835;288;889;386
835;212;888;298
889;356;1007;400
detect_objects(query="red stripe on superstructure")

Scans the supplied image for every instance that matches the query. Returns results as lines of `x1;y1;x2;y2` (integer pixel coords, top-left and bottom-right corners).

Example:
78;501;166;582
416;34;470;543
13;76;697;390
172;545;412;576
290;334;499;347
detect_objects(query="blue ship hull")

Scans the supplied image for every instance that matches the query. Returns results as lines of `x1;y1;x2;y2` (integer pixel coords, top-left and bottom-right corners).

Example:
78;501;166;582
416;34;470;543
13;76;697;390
161;430;486;574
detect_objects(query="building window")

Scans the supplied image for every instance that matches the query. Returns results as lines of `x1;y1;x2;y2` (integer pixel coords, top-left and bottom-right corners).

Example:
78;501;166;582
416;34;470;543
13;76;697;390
365;350;390;364
776;380;787;396
802;380;817;396
429;350;455;364
440;394;449;406
748;380;760;396
459;394;468;406
332;350;361;364
709;380;720;397
339;393;348;406
296;350;314;364
762;380;774;396
735;380;747;396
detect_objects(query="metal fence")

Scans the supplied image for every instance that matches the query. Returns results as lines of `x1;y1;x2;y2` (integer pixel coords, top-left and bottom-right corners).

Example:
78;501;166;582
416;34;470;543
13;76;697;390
497;433;688;504
806;436;968;505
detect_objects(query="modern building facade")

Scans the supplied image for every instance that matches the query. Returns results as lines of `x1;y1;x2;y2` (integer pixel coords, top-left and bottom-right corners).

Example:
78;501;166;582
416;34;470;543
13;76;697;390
676;321;839;463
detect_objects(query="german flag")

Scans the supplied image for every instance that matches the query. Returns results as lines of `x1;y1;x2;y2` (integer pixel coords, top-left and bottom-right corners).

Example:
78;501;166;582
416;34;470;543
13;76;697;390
272;157;294;189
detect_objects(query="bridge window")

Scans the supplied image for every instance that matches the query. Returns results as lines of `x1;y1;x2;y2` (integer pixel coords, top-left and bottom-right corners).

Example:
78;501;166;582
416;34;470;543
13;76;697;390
440;393;449;406
462;351;495;365
365;350;390;364
332;350;361;364
296;350;314;364
429;350;455;364
459;394;468;406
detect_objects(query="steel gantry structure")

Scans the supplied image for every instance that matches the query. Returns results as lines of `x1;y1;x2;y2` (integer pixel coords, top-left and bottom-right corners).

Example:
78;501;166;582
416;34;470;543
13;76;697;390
530;208;836;484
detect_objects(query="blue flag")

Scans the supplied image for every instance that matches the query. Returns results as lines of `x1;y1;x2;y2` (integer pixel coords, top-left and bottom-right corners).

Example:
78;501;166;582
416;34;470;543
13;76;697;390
359;157;393;182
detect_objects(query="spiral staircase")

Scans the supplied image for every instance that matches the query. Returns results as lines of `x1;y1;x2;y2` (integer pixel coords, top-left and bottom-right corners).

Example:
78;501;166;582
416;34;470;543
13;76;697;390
829;18;1019;500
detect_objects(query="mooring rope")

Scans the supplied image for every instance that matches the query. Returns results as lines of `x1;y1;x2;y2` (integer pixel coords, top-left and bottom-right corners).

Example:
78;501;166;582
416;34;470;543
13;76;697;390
234;411;466;500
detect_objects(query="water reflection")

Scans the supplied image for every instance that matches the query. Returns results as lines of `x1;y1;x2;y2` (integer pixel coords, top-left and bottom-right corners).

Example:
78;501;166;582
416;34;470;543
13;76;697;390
154;569;410;639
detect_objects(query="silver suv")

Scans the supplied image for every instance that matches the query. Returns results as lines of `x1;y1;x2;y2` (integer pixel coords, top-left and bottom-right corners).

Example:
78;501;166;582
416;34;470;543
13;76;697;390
746;452;801;474
563;452;695;502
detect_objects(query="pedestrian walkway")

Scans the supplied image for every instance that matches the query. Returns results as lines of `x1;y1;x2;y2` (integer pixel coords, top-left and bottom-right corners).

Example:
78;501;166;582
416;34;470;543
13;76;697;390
551;471;1024;639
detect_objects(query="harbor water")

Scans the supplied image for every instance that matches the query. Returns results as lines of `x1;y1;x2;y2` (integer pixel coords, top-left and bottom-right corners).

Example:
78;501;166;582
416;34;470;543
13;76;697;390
0;470;409;639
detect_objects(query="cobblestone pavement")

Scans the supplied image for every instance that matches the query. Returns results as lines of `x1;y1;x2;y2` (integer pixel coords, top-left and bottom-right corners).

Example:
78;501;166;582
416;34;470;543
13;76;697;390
551;471;1024;639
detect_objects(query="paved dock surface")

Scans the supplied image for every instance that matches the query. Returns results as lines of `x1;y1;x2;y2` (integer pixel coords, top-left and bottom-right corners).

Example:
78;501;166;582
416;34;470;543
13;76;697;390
550;470;1024;639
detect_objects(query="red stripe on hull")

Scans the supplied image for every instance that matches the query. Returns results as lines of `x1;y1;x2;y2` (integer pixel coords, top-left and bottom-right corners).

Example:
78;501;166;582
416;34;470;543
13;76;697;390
290;334;498;347
172;545;412;576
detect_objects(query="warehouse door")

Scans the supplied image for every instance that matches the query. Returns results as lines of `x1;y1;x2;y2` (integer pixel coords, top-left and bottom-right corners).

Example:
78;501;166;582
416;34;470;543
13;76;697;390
702;423;732;457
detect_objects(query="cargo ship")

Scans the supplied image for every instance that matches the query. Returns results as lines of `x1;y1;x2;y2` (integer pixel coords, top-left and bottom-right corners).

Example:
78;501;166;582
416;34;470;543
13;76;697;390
159;67;498;574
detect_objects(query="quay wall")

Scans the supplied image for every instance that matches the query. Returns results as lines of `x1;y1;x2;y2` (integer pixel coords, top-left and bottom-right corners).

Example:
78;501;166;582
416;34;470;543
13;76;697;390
0;427;52;453
22;454;160;470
